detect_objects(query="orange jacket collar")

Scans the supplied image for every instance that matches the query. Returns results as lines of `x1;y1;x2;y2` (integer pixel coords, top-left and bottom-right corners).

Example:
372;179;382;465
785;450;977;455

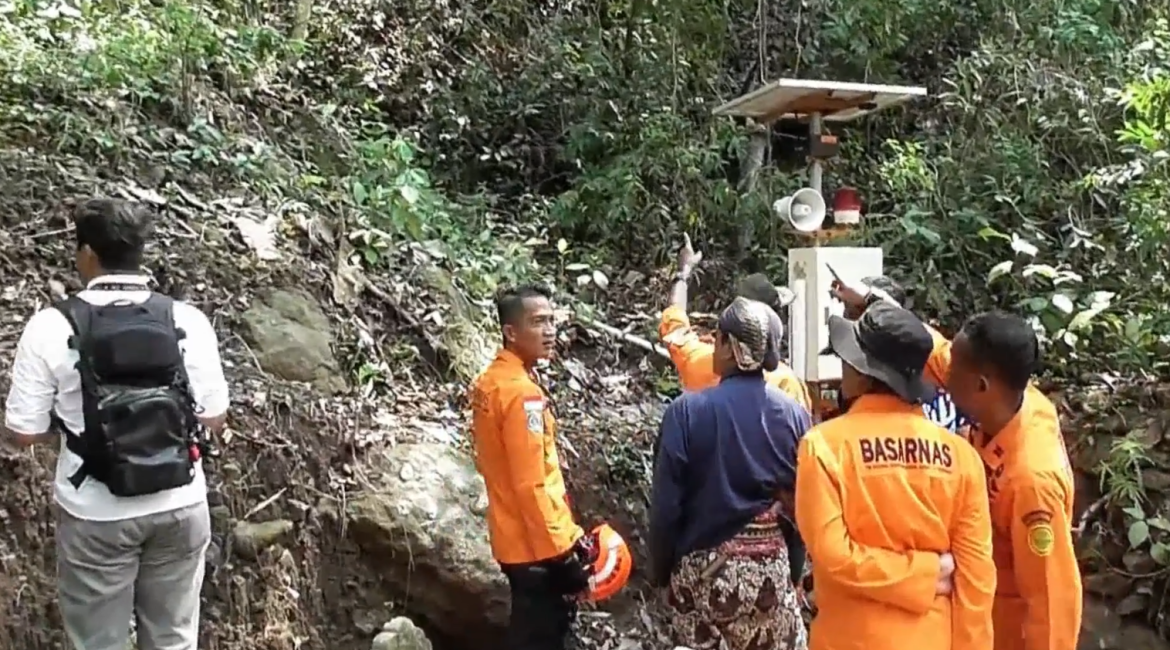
495;347;529;371
848;393;923;415
975;386;1043;454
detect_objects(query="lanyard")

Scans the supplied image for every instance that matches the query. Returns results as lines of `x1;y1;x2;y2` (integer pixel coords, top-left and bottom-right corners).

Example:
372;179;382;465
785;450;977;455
88;283;150;292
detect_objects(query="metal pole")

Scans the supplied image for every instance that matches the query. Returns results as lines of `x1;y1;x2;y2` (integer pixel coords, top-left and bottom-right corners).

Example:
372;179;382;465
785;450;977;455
808;112;823;195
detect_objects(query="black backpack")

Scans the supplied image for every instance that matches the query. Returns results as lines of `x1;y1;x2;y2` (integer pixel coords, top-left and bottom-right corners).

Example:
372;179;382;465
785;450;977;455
53;289;201;498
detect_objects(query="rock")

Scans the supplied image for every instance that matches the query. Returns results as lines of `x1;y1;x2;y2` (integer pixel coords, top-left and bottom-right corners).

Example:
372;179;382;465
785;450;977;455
1143;469;1170;492
353;608;392;636
239;288;346;393
1083;571;1132;599
419;266;494;381
371;617;433;650
232;519;294;559
347;443;508;648
1116;592;1149;617
1079;595;1170;650
209;505;232;531
1122;550;1159;574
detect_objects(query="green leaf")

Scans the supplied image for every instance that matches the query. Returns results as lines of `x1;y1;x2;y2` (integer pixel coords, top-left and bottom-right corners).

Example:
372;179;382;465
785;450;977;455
1069;306;1107;332
557;238;569;254
1050;293;1075;314
1124;505;1146;519
1129;520;1150;548
1011;234;1039;257
977;227;1010;241
592;270;609;289
399;185;420;205
988;261;1013;284
352;180;368;206
1088;291;1115;309
1124;317;1145;342
1022;264;1058;279
1153;543;1170;565
1149;517;1170;532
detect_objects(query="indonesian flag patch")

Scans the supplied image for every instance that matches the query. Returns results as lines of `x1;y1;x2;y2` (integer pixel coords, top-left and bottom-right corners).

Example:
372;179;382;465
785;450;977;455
523;398;544;435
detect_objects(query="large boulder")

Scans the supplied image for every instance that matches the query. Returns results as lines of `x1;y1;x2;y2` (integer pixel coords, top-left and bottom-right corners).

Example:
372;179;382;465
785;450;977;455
1080;596;1170;650
346;443;508;648
239;288;346;393
371;617;433;650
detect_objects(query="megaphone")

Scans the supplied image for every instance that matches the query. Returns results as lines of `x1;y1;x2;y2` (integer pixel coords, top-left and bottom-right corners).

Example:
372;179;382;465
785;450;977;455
773;188;826;233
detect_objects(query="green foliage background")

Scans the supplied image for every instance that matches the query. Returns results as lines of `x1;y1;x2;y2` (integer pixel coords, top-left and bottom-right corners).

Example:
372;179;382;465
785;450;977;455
4;0;1170;638
6;0;1166;376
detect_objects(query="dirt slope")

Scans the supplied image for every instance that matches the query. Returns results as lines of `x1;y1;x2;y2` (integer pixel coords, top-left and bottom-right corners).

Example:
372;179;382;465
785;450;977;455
0;150;673;650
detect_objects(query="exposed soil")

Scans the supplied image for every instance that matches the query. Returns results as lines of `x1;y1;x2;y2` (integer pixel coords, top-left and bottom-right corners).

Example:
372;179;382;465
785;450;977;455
0;152;430;650
0;151;674;650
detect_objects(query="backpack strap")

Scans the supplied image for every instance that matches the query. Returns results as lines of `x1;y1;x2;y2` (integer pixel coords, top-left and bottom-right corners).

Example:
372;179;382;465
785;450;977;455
53;295;92;349
140;293;200;438
52;296;98;489
140;293;193;384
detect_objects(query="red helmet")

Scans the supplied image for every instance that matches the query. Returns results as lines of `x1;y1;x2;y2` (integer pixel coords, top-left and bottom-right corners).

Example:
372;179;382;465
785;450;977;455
583;523;632;602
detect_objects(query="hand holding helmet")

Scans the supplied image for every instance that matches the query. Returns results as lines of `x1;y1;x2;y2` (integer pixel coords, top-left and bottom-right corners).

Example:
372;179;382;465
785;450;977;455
580;523;632;603
549;523;632;602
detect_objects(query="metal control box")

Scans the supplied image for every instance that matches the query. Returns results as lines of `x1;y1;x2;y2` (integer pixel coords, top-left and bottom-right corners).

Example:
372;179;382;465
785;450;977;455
788;246;883;382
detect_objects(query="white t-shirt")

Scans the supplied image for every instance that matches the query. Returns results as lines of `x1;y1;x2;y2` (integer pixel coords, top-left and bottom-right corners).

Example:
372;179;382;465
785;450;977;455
4;274;230;521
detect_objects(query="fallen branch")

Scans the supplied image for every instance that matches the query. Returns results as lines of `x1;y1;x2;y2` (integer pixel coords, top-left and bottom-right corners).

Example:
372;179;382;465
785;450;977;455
1075;494;1109;538
575;313;670;361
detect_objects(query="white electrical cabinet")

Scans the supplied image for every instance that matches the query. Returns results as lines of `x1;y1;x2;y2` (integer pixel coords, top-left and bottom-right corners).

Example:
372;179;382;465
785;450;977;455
787;247;883;382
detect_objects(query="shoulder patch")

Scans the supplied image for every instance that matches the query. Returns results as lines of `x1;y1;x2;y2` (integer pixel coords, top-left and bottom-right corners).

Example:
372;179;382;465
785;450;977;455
522;398;544;435
1021;509;1052;528
1027;522;1055;557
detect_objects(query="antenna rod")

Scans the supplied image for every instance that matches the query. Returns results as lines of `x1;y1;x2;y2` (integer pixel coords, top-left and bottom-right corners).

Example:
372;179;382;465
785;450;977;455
808;112;823;195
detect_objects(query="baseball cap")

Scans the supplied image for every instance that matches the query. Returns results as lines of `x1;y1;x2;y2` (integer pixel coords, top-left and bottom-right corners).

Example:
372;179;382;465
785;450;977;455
736;273;797;312
822;301;935;404
861;275;907;306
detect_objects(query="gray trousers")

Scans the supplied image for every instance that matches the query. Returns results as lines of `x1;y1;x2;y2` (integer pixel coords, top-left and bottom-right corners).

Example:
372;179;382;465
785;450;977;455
56;501;211;650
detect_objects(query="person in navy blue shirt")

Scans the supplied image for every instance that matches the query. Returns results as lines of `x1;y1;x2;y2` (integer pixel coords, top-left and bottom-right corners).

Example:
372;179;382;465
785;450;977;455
650;297;809;650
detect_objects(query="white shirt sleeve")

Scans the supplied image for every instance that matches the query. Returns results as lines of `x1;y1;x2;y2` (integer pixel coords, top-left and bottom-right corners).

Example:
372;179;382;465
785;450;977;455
175;302;230;419
4;309;62;435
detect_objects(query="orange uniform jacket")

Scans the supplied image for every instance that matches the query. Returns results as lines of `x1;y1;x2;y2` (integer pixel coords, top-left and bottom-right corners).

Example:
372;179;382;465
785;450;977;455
470;348;583;565
927;332;1082;650
795;394;996;650
659;305;812;410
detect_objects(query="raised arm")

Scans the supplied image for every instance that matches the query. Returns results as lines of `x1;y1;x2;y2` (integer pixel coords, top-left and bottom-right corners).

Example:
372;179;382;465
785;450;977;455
829;282;951;388
659;234;718;391
659;306;718;391
795;432;943;615
921;324;952;388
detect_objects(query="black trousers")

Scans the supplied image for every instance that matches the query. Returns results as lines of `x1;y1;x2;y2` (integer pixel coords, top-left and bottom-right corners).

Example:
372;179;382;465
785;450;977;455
502;562;577;650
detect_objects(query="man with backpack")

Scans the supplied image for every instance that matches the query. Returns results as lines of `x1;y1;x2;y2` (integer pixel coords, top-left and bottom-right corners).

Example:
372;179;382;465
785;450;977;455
3;198;229;650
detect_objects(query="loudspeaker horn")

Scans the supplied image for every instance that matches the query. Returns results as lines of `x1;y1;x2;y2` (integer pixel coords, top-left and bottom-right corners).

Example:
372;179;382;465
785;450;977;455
773;188;827;233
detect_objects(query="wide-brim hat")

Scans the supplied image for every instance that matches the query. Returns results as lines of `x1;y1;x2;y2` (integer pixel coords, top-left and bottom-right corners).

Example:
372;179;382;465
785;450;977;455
822;303;936;404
